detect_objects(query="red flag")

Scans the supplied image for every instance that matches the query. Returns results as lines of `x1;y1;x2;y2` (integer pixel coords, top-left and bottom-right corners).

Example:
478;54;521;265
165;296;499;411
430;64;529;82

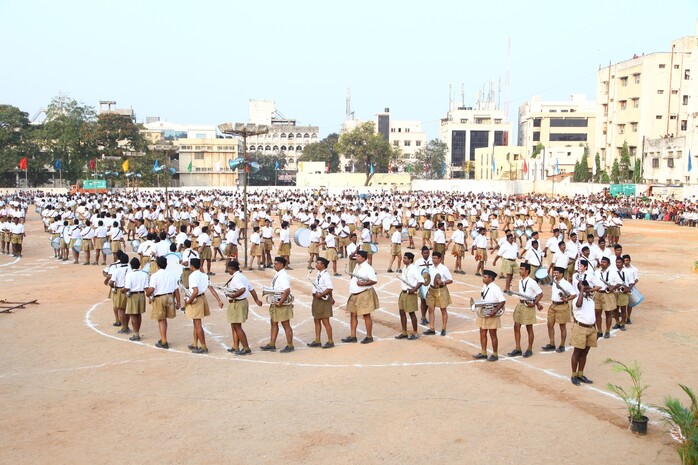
326;161;330;173
89;159;96;170
18;157;27;170
523;159;528;173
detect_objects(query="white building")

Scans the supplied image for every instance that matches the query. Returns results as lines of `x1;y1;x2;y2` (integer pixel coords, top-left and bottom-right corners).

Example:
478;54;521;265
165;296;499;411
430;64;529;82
375;108;427;162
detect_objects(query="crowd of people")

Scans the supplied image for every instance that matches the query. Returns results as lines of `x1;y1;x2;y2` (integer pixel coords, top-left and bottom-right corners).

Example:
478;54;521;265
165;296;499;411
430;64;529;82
3;186;689;385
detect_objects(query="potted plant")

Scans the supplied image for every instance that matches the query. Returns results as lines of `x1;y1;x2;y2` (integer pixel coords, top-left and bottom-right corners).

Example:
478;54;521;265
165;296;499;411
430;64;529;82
604;358;649;435
657;384;698;465
693;260;698;273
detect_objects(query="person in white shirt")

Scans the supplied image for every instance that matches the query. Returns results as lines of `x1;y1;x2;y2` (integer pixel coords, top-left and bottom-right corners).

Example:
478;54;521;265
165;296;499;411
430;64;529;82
108;221;125;262
387;225;403;273
523;239;544;279
105;254;131;332
446;222;467;274
94;220;109;266
471;227;489;277
492;234;519;293
570;279;597;386
594;256;623;339
210;218;224;262
10;217;25;257
249;226;263;270
322;226;340;275
359;222;374;266
395;252;424;340
472;270;506;362
342;251;379;344
422;215;434;249
224;222;239;260
308;257;335;349
423;251;453;336
261;218;274;268
306;223;321;269
622;254;640;324
222;259;263;355
123;257;150;341
260;257;295;353
346;233;359;273
541;266;577;353
613;256;633;331
414;246;433;325
184;258;224;354
197;226;214;276
506;263;543;358
543;228;562;267
79;220;95;265
146;256;181;350
433;222;447;257
277;221;292;269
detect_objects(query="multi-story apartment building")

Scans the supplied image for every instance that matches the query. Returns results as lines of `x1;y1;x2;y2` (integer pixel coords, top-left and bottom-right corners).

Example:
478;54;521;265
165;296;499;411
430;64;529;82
440;104;512;178
518;95;596;176
175;138;243;187
375;108;427;163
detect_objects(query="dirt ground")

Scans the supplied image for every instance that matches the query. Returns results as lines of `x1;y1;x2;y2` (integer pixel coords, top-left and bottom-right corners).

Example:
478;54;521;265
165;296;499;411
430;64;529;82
1;211;697;465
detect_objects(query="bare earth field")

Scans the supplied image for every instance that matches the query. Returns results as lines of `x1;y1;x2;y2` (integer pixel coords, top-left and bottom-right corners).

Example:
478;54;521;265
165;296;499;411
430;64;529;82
1;212;697;465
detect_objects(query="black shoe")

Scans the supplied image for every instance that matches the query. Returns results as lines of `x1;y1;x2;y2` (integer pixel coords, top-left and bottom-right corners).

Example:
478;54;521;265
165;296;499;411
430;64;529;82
192;347;209;354
235;348;252;356
280;346;295;353
541;344;556;351
507;349;523;357
187;344;198;351
226;347;238;353
407;334;418;340
440;330;446;336
260;344;276;351
626;318;632;325
341;336;357;343
155;340;169;350
473;353;488;360
487;355;498;362
556;346;566;353
423;329;436;335
394;333;408;340
307;341;322;347
420;318;429;325
360;337;374;344
596;332;603;339
578;375;593;384
112;321;122;327
620;325;626;331
128;335;141;341
612;324;621;330
603;333;610;339
571;376;581;386
117;328;131;334
523;349;533;358
321;342;335;349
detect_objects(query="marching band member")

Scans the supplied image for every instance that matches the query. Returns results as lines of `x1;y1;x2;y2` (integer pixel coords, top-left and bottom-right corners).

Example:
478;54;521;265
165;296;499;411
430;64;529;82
622;254;639;324
414;246;433;326
106;253;131;333
197;225;214;276
145;256;181;350
346;233;359;273
387;223;403;273
108;220;124;261
471;227;488;277
433;222;447;257
260;257;295;353
423;251;453;336
395;252;424;340
570;279;597;386
473;270;506;362
223;259;263;355
10;216;25;258
446;222;467;274
507;263;543;358
613;256;633;331
492;233;518;293
308;257;334;349
342;250;379;344
541;266;577;353
594;256;622;339
277;221;292;270
123;257;149;341
94;220;108;266
307;223;321;269
184;257;224;354
261;218;274;269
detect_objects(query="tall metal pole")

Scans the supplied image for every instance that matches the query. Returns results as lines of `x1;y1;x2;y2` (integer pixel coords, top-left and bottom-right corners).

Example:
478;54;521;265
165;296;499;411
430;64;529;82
243;132;249;269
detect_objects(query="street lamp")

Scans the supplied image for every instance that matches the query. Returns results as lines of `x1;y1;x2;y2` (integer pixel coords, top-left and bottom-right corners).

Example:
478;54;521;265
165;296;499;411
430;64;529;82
217;123;269;268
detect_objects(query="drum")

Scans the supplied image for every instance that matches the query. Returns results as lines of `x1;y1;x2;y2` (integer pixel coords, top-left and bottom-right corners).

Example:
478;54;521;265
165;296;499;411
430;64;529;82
514;228;525;238
72;237;83;253
525;228;534;238
401;227;409;242
101;242;112;256
50;237;60;250
382;217;391;232
274;228;281;237
629;287;644;307
370;243;379;254
594;223;606;238
219;240;228;256
293;228;311;247
131;239;141;253
420;269;430;300
470;230;478;239
534;267;552;285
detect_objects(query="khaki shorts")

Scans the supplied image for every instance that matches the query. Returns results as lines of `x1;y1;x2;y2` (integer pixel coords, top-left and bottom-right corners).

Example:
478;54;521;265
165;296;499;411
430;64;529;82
111;240;122;253
346;288;379;316
426;286;452;309
452;244;465;258
513;302;537;325
570;323;597;349
186;297;210;319
433;243;445;256
476;248;488;263
408;227;415;237
151;294;176;320
547;302;571;324
212;237;222;248
125;292;146;315
94;238;105;250
490;230;499;240
391;243;402;257
309;243;319;255
422;230;432;239
311;297;333;319
226;299;249;324
113;289;127;309
200;246;212;260
251;244;262;257
502;258;517;275
594;292;617;312
263;238;273;252
616;291;629;307
81;239;94;252
325;247;338;261
270;303;293;322
278;243;291;256
398;291;418;313
11;234;23;245
476;315;502;329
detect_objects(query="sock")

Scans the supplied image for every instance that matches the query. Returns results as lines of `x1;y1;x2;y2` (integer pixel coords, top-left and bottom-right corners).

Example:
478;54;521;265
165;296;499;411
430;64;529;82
200;344;207;350
481;351;487;355
287;343;294;347
401;331;407;336
161;339;167;344
328;340;333;344
314;338;321;343
493;352;498;356
578;371;583;377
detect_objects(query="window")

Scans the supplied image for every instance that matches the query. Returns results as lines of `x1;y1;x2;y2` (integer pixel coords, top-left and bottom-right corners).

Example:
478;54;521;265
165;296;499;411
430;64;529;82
633;98;640;108
656;115;663;120
390;128;395;133
287;133;294;139
657;90;664;94
549;133;587;142
681;120;688;131
404;140;411;147
685;69;691;80
631;123;638;133
620;100;627;110
659;64;666;69
280;133;286;138
311;133;318;138
618;124;625;134
513;154;519;160
533;118;542;127
280;145;287;151
672;90;678;94
550;118;588;127
683;95;689;105
460;119;468;123
634;73;641;84
295;133;302;138
194;152;204;160
532;132;540;142
652;158;659;168
265;145;271;151
287;146;294;151
416;140;422;147
296;145;302;151
398;128;402;132
630;146;637;157
393;141;399;147
670;115;677;120
674;64;680;69
667;158;674;168
303;133;310;138
405;128;410;133
620;76;628;87
602;104;608;117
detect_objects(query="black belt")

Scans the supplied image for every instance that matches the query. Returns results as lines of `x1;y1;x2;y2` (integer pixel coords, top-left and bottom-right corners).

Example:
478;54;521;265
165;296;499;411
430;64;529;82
154;293;173;297
552;301;566;305
576;322;594;328
129;291;144;294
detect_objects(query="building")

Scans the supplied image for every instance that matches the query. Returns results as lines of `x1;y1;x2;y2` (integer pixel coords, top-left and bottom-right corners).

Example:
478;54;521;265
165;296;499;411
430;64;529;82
375;108;428;163
595;22;698;179
473;146;526;180
440;105;512;178
175;138;243;187
98;100;135;122
518;94;596;177
245;100;320;172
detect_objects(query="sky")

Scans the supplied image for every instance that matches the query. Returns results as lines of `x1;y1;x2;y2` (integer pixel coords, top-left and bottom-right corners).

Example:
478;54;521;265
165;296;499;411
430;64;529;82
1;0;697;139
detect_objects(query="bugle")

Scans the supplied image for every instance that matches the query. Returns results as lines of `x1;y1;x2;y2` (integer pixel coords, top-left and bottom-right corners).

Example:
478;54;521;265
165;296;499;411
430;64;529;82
469;297;504;318
505;289;535;305
307;271;329;301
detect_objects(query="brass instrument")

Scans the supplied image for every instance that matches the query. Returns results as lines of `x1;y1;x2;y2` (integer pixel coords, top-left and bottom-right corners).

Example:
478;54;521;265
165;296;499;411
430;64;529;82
177;279;198;307
308;271;330;301
262;287;294;305
396;270;423;294
553;280;571;299
469;297;504;318
505;289;535;305
598;276;615;293
344;265;366;281
210;284;241;302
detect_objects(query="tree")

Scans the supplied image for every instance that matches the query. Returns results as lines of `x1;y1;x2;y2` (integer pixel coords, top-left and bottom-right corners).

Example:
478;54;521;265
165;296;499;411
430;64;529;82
94;112;148;159
579;145;590;182
248;152;288;186
619;141;631;183
531;142;544;159
299;133;341;172
414;139;448;179
335;122;398;185
611;159;620;184
633;158;643;183
0;105;31;187
573;160;582;182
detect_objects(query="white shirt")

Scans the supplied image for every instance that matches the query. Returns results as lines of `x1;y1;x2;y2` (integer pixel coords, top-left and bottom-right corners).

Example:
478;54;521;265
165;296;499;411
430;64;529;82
279;228;291;244
400;263;424;292
429;263;452;286
473;234;488;249
450;229;465;245
433;229;446;244
497;240;518;260
573;295;596;326
149;268;179;295
125;268;150;292
155;240;171;257
110;264;130;288
314;269;334;294
551;278;576;302
524;248;543;267
595;267;623;292
188;269;209;296
198;232;211;247
164;253;183;280
271;269;291;292
229;271;251;300
572;270;600;290
348;261;377;294
480;282;506;304
517;276;542;301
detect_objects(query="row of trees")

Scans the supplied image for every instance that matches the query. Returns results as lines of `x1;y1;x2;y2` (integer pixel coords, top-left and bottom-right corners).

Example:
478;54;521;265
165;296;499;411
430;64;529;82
572;142;642;184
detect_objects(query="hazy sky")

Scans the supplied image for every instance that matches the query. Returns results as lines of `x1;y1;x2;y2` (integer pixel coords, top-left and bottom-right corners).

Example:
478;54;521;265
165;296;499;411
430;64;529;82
1;0;696;139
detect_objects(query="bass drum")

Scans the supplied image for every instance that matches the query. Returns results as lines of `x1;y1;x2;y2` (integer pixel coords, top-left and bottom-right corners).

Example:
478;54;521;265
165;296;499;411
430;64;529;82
219;240;228;256
470;229;478;239
594;223;606;239
534;267;552;285
370;243;379;254
72;237;83;253
525;228;534;238
293;228;311;247
50;237;61;250
629;287;644;307
401;227;409;242
131;239;141;253
102;242;113;256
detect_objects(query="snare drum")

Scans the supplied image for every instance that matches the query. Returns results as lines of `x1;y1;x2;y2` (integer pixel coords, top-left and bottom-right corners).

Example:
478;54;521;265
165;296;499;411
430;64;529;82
101;242;112;256
293;228;311;247
131;239;141;253
514;228;525;238
470;230;478;240
594;223;606;239
219;240;228;256
50;237;60;250
370;243;378;254
401;227;409;242
629;286;644;307
534;267;552;285
525;228;534;238
72;237;83;253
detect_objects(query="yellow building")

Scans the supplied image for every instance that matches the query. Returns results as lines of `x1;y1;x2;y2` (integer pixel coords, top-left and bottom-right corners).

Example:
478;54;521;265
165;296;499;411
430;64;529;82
473;146;526;180
175;138;243;187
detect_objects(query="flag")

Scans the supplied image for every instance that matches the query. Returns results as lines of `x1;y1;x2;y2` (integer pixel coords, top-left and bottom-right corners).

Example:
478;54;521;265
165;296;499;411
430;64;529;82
522;159;528;173
275;160;279;171
555;158;560;175
441;162;446;176
154;159;159;171
407;164;411;173
592;156;597;176
491;155;496;174
19;157;27;170
688;150;692;172
55;159;61;170
122;159;129;172
369;163;374;175
187;160;193;172
89;159;96;170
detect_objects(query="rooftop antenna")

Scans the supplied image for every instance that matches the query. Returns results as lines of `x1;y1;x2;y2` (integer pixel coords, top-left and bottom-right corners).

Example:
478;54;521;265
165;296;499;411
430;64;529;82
448;83;452;111
345;87;354;120
461;83;465;107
